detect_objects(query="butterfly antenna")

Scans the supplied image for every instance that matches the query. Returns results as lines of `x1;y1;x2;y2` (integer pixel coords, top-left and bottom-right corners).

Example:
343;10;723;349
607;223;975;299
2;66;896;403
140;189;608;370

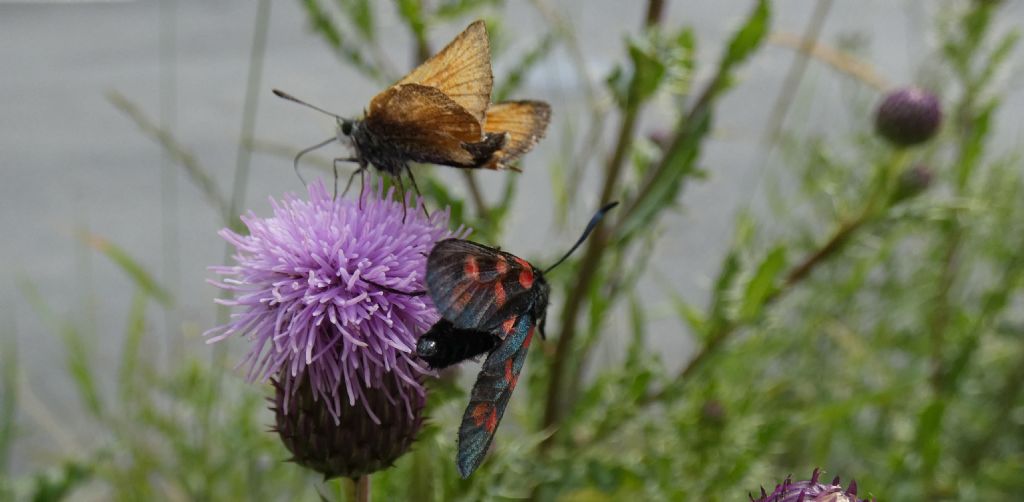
272;89;345;120
293;136;336;187
543;201;619;274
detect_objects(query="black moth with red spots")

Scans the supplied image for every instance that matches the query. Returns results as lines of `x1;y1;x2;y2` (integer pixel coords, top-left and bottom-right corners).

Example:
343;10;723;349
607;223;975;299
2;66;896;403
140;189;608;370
417;202;617;478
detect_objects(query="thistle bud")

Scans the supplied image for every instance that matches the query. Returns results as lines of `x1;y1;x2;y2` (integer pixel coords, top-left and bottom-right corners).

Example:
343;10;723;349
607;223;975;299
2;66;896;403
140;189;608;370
750;468;872;502
272;372;425;479
875;86;942;147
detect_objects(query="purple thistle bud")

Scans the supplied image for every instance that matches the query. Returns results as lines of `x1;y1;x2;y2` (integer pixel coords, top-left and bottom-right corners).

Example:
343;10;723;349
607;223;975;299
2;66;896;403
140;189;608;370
750;468;873;502
875;86;942;147
272;371;424;479
207;179;467;422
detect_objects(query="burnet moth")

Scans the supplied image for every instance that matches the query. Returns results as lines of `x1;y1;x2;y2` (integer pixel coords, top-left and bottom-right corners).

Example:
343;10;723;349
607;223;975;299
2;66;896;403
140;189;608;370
273;20;551;200
376;202;618;478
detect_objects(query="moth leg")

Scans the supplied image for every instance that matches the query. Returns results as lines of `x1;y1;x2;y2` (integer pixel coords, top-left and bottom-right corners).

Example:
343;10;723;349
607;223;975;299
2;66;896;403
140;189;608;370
404;164;430;218
538;315;547;340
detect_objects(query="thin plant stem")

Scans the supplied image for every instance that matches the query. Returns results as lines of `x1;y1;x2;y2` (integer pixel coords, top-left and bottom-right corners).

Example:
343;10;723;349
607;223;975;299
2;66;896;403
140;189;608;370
539;0;667;449
348;476;371;502
767;32;889;91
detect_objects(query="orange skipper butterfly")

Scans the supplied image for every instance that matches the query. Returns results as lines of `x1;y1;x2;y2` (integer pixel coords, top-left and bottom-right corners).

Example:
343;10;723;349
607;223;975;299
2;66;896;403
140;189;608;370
275;20;551;198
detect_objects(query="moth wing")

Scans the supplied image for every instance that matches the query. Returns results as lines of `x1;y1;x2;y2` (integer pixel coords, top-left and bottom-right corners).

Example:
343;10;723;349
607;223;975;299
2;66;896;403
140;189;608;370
426;239;537;332
481;100;552;170
456;314;536;478
396;20;493;124
366;84;488;166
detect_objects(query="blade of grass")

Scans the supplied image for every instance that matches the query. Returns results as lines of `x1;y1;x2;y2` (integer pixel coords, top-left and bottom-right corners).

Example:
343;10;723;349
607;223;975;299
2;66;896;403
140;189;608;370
78;232;173;307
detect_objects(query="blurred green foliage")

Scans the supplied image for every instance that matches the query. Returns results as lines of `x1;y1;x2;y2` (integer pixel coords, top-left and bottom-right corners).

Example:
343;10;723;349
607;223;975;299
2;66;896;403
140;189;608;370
2;0;1022;500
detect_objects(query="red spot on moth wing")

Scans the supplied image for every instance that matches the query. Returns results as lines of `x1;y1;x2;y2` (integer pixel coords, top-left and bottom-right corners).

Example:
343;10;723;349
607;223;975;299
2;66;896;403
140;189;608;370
471;403;491;427
464;255;480;280
501;316;517;335
486;409;498;433
494;256;508;275
523;327;535;348
513;257;531;269
504;359;514;387
493;281;506;307
518;268;534;289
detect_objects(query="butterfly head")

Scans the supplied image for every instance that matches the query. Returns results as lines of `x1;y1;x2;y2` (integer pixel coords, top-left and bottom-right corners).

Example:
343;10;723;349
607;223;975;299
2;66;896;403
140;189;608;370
338;118;355;137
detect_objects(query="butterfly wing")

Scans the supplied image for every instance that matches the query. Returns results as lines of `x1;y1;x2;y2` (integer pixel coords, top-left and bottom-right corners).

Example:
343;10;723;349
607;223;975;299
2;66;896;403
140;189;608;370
396;20;493;124
456;314;536;478
481;100;552;170
426;239;538;333
365;84;502;167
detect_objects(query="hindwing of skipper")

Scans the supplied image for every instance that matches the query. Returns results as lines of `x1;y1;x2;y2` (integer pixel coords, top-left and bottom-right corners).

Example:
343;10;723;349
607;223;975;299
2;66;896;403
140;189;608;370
275;20;551;198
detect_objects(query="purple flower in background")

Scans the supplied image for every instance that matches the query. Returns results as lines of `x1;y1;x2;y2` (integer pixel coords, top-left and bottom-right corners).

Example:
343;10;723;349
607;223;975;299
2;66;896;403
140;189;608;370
207;179;466;422
750;468;872;502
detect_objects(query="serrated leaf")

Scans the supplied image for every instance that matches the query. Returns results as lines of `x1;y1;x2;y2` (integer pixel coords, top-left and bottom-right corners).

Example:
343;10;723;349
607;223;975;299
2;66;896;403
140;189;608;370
739;245;788;320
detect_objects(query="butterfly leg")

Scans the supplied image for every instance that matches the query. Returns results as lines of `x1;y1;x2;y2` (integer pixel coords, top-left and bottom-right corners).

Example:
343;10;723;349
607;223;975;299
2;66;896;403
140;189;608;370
331;157;359;200
404;164;430;218
357;160;369;210
395;174;408;222
293;136;337;188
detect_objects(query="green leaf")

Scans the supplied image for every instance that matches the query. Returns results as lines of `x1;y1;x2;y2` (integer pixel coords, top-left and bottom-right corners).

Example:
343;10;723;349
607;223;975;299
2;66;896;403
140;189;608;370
738;245;788;320
21;281;104;419
339;0;374;41
0;327;16;476
494;32;555;102
706;246;742;336
80;233;172;307
672;296;706;337
433;0;503;20
395;0;427;43
118;291;148;404
722;0;771;69
627;41;666;105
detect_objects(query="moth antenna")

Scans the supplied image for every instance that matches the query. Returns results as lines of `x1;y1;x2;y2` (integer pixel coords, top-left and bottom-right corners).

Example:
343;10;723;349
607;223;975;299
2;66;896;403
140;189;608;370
543;201;619;274
292;136;337;186
272;89;345;121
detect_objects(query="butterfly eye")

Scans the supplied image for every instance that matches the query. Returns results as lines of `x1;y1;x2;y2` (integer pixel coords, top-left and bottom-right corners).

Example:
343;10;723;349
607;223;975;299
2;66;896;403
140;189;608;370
340;120;354;136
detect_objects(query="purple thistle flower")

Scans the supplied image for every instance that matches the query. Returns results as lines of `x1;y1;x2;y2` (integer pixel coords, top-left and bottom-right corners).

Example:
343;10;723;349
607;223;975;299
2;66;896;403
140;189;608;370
207;179;467;422
750;468;873;502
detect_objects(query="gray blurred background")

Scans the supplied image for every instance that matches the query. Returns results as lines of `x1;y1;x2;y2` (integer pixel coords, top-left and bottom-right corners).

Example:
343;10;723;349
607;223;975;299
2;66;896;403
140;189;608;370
2;0;1021;475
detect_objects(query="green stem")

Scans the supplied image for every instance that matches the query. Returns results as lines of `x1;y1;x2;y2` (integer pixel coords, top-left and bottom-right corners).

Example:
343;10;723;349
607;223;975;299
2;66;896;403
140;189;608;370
538;0;665;446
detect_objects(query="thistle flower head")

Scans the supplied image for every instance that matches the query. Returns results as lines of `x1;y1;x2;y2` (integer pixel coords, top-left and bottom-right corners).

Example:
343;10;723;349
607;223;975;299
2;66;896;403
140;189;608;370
207;179;466;422
875;86;942;147
751;468;872;502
